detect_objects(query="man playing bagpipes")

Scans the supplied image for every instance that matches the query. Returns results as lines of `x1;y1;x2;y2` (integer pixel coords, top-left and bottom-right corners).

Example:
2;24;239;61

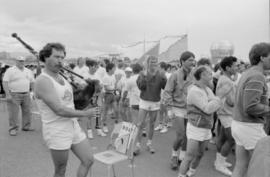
34;43;100;177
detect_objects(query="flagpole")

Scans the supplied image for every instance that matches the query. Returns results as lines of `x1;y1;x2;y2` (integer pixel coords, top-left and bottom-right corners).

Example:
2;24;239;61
143;34;146;54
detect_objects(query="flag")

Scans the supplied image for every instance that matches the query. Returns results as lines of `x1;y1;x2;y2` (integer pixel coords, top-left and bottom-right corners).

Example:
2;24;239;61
138;42;160;64
159;34;188;62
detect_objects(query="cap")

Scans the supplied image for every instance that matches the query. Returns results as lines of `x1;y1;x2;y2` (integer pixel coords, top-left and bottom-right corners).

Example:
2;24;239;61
125;67;132;72
15;56;26;61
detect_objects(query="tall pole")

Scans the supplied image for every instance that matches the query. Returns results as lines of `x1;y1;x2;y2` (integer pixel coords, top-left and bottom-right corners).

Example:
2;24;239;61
143;34;146;54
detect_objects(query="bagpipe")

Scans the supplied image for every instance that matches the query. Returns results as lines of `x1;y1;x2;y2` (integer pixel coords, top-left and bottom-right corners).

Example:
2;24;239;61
11;33;102;110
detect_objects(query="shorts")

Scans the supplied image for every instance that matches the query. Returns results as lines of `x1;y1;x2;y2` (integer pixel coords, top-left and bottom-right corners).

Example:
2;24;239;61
186;123;212;141
131;105;139;110
231;120;266;150
104;92;116;105
218;115;233;128
139;99;160;111
42;119;86;150
171;107;187;119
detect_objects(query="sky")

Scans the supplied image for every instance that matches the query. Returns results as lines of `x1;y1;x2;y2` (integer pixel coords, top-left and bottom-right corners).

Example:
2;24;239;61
0;0;269;61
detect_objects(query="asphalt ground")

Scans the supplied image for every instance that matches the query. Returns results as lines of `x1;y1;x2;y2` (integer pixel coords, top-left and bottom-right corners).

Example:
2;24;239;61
0;100;233;177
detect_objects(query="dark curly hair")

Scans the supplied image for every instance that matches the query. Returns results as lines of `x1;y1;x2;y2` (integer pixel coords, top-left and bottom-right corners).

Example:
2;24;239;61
39;43;66;62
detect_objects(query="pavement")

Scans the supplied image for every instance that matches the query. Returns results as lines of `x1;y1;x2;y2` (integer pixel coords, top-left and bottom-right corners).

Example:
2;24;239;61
0;100;233;177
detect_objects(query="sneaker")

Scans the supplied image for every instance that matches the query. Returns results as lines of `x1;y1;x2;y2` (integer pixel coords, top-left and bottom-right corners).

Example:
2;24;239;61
133;144;141;156
154;124;163;131
170;156;179;170
146;144;155;154
160;126;168;133
186;168;196;177
87;129;93;139
224;161;232;167
102;126;109;133
9;129;17;136
209;138;216;144
22;127;35;131
97;129;107;137
215;163;232;176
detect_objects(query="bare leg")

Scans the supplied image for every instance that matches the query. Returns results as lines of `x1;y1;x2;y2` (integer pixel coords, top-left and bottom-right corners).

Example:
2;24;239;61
71;139;94;177
50;149;69;177
232;145;250;177
178;139;200;175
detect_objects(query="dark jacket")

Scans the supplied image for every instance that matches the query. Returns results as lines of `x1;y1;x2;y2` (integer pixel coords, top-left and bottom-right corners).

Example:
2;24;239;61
136;70;167;102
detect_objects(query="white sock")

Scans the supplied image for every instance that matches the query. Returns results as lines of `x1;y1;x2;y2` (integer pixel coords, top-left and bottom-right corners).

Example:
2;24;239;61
220;154;227;164
136;142;141;147
177;173;186;177
179;150;186;161
172;150;178;157
188;167;196;173
216;152;221;163
147;140;152;146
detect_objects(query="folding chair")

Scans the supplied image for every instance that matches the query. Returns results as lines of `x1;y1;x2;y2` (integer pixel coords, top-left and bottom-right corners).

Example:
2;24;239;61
93;122;138;177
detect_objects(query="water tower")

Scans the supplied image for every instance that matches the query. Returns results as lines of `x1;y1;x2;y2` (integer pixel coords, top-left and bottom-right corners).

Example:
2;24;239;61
210;40;234;64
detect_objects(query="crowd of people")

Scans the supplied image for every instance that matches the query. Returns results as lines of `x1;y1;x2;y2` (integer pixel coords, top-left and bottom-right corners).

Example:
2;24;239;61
1;41;270;177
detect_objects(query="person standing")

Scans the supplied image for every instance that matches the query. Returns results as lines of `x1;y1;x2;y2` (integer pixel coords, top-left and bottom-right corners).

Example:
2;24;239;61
3;56;35;136
178;66;222;177
35;43;99;177
231;43;270;177
214;56;238;176
162;51;196;170
134;56;167;155
84;59;106;139
122;63;143;123
101;62;121;133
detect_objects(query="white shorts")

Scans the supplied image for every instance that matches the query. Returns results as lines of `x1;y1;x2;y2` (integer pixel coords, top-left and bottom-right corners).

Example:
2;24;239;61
170;107;187;119
231;120;266;150
219;115;233;128
42;119;86;150
186;123;212;141
139;99;160;111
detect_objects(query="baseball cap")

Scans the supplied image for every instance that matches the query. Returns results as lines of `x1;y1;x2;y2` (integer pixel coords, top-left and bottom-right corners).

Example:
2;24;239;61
125;67;132;72
15;56;26;61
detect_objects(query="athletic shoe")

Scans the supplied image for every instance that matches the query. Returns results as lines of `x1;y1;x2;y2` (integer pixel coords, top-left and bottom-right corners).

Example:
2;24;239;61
146;144;155;154
160;126;168;133
186;168;196;177
170;156;179;170
215;163;232;176
9;129;17;136
102;126;109;133
224;161;232;167
154;124;163;131
97;129;107;137
87;129;93;139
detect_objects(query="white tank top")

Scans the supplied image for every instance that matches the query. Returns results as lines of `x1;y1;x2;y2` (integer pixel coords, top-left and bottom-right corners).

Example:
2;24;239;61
36;72;75;125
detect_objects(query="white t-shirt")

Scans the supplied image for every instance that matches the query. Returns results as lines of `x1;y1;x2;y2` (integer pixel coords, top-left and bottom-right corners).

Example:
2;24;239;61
95;66;106;80
124;74;140;105
102;73;116;91
115;68;125;79
73;65;89;85
165;72;172;79
3;66;34;92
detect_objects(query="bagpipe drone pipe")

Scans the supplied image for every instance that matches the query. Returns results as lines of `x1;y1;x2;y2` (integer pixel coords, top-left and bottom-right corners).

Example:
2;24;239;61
11;33;102;110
